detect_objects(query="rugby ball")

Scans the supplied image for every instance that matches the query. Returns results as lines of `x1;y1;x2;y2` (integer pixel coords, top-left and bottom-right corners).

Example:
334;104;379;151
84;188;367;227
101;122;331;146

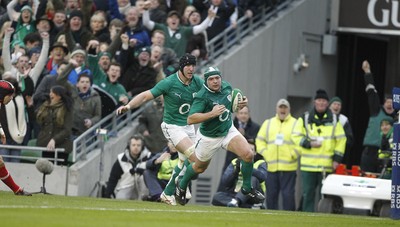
231;88;244;112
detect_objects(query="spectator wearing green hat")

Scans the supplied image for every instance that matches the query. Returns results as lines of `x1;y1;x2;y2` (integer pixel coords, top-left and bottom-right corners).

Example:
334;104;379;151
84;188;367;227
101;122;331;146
329;96;354;169
7;0;38;43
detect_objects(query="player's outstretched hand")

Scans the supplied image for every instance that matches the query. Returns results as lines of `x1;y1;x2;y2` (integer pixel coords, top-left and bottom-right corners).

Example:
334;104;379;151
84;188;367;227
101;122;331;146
116;105;129;115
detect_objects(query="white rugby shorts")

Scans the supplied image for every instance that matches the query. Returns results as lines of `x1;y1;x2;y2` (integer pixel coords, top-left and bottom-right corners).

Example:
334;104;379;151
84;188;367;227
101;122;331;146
195;124;241;162
161;122;196;146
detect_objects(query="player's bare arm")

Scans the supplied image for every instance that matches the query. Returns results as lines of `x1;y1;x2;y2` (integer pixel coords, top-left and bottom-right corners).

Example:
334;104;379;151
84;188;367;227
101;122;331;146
116;90;155;115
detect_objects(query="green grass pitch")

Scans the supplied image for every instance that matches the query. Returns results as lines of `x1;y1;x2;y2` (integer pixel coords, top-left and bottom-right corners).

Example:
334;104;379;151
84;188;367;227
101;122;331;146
0;191;398;226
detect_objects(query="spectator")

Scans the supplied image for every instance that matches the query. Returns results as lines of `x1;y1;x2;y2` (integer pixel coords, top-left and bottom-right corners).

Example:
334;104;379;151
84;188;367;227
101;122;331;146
186;10;208;61
97;51;112;72
7;0;38;44
142;5;216;58
57;63;102;138
104;134;153;200
143;142;179;201
52;10;67;33
193;0;236;40
181;5;196;26
256;99;299;211
3;28;50;87
36;85;74;166
70;72;102;138
329;96;354;169
148;0;167;24
33;61;69;111
360;60;396;173
56;9;94;50
65;46;89;85
32;61;70;140
86;40;130;106
221;106;260;172
292;89;346;212
22;32;41;51
0;76;28;163
377;117;393;179
35;15;53;34
108;18;125;43
135;96;168;153
46;41;69;76
212;140;267;208
150;29;179;77
123;6;151;51
149;45;167;82
89;12;110;44
120;45;158;98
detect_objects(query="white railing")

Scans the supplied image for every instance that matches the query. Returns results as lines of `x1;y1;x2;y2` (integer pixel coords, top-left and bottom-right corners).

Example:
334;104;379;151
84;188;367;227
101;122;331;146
71;107;144;163
0;145;65;165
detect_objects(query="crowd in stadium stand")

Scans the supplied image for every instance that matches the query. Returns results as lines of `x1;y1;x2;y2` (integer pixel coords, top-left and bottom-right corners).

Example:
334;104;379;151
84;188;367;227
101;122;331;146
0;0;267;161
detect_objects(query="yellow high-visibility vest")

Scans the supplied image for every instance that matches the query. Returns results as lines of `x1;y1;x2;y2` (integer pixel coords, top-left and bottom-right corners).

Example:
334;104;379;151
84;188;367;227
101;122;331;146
256;114;299;172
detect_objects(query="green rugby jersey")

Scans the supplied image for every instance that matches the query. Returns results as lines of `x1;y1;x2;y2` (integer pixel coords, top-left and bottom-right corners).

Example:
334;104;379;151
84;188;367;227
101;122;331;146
189;81;233;137
150;72;204;126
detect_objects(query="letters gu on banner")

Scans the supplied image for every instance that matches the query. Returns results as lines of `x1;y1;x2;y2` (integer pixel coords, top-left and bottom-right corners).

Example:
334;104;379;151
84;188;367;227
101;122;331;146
338;0;400;35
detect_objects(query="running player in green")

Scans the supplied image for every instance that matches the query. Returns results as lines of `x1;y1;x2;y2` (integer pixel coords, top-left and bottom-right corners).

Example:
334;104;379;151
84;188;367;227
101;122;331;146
175;67;265;205
116;54;202;205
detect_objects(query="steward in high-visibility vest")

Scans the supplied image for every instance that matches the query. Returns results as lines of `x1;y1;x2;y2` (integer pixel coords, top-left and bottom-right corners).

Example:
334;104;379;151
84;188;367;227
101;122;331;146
144;143;179;201
292;89;346;212
292;110;346;172
256;113;299;171
256;98;299;211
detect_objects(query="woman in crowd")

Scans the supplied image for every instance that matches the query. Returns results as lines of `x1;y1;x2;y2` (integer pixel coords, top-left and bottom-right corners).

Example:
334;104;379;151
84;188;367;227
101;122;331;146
36;85;73;165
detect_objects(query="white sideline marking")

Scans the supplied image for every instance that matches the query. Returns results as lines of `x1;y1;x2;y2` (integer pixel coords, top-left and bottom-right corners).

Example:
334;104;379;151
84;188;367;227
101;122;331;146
0;205;270;214
0;205;385;220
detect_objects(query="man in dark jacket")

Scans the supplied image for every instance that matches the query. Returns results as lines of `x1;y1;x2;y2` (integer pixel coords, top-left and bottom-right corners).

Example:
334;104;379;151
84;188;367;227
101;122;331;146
120;46;158;98
360;60;396;173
